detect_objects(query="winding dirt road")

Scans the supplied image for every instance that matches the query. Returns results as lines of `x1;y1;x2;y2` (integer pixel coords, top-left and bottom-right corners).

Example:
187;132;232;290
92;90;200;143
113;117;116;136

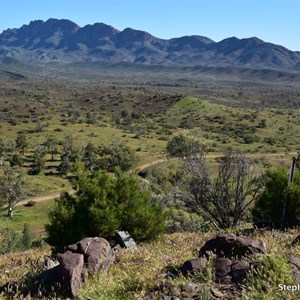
17;190;75;206
16;151;296;206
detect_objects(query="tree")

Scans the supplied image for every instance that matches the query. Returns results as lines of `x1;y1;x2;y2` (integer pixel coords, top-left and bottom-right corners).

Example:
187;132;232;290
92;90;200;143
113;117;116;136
9;153;24;167
0;139;5;165
258;119;267;128
0;167;25;218
44;135;59;161
166;131;206;159
97;141;137;172
31;146;46;174
45;168;165;252
177;150;263;229
252;167;300;228
82;142;98;171
58;136;81;174
15;133;28;155
22;223;32;250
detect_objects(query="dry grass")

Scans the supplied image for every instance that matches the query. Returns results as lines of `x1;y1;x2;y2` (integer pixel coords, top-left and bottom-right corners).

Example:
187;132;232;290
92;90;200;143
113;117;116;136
1;231;300;299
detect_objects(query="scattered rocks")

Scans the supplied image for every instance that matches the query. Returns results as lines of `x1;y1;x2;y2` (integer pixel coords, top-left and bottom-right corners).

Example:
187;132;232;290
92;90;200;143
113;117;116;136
115;230;137;249
162;296;180;300
157;281;202;300
180;258;207;277
211;287;226;298
214;257;232;283
272;232;293;239
44;256;59;270
230;259;250;284
238;227;255;237
177;232;264;295
181;283;201;297
288;255;300;282
291;234;300;246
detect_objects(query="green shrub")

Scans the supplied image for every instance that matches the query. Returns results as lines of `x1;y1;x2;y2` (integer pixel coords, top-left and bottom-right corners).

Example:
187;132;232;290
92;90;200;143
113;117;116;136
97;141;137;172
252;167;300;228
22;223;32;250
0;228;22;254
166;208;208;233
45;168;165;252
9;153;24;167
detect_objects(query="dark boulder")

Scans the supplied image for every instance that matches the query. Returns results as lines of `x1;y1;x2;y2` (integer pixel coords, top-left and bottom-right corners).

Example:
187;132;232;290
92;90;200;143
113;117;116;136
66;237;115;273
288;255;300;282
29;237;114;298
199;233;266;258
213;257;232;283
180;258;207;277
56;251;84;297
231;259;250;283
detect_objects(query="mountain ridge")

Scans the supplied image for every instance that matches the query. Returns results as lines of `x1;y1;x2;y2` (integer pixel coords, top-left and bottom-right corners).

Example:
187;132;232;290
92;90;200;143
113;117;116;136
0;18;300;71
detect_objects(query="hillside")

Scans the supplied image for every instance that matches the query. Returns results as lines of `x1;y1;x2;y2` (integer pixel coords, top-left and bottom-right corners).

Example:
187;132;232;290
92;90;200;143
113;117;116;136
1;19;300;299
1;231;300;299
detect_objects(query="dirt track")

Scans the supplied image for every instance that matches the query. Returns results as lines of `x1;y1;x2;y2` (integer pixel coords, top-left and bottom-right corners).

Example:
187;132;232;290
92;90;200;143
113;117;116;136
17;190;75;206
17;152;296;206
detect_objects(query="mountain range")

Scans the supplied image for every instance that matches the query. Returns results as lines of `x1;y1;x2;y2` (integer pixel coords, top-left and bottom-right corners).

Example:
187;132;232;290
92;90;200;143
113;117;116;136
0;18;300;71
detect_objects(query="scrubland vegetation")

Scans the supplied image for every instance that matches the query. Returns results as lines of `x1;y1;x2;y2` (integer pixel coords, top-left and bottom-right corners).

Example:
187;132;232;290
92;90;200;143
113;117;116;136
1;71;300;299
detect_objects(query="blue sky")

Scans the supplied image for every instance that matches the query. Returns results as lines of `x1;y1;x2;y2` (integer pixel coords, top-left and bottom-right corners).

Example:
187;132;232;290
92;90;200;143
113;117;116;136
1;0;299;51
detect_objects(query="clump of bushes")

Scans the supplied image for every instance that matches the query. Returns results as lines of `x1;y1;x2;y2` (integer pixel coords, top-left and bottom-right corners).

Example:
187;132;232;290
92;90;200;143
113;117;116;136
252;166;300;228
0;223;32;254
46;168;165;252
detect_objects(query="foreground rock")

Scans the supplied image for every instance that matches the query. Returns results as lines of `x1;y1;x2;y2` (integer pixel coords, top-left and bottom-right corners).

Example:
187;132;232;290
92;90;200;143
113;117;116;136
180;258;207;277
66;237;114;273
31;237;114;298
178;233;265;290
56;251;85;297
288;255;300;282
199;233;266;258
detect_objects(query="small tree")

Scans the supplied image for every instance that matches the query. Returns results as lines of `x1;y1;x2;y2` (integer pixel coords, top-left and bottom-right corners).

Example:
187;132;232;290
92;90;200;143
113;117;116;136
31;146;46;174
82;142;98;171
166;131;205;159
45;168;165;252
58;136;81;174
177;150;263;229
44;135;59;161
9;153;24;167
15;133;28;155
252;166;300;228
0;139;5;165
0;166;25;218
22;223;32;250
97;141;137;172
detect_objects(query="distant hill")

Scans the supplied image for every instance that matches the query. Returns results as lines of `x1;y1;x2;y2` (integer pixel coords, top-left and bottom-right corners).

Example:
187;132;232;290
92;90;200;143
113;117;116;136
0;18;300;71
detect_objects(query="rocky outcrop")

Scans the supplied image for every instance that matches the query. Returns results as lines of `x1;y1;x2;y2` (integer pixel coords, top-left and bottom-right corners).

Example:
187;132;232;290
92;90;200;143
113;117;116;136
30;237;114;298
179;233;265;289
56;251;85;297
199;233;266;258
66;237;114;273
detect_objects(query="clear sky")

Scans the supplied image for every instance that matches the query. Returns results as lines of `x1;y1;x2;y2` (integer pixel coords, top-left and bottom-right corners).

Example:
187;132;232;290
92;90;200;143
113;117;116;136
0;0;299;51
